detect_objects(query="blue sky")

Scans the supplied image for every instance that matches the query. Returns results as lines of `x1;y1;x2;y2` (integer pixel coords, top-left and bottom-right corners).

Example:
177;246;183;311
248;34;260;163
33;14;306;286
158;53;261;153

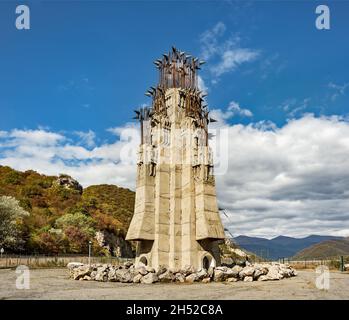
1;1;348;137
1;1;349;238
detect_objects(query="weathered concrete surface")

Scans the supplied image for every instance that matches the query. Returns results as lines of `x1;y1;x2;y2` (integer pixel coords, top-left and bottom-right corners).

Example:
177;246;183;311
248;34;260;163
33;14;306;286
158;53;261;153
126;87;225;271
0;268;348;300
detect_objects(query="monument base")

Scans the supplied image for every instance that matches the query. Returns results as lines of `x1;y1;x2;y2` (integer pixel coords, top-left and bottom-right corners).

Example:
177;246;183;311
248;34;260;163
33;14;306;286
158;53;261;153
134;239;222;271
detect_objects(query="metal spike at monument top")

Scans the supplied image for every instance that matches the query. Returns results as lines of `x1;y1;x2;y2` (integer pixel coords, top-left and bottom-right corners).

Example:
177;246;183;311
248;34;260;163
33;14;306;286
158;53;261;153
126;47;225;271
154;46;203;90
137;47;215;145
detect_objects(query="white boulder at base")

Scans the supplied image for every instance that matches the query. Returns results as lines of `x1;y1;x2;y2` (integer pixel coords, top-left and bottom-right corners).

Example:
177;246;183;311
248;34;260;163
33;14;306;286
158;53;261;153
67;261;297;284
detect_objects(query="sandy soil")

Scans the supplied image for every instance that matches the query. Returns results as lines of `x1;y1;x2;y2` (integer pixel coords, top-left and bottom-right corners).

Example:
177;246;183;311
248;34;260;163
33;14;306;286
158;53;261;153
0;268;348;300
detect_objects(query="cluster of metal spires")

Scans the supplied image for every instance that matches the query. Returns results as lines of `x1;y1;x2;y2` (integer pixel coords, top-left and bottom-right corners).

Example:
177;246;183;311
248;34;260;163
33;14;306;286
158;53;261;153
152;46;205;91
133;47;217;145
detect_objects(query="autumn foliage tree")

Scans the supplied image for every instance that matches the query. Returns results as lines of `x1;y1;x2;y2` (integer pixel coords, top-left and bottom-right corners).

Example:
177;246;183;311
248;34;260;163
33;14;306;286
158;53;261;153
0;166;135;256
55;212;95;253
0;196;29;251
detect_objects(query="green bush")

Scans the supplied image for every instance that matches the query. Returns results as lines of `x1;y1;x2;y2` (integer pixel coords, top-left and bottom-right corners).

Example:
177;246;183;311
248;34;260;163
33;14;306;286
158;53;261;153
0;196;30;250
21;184;42;197
4;171;22;185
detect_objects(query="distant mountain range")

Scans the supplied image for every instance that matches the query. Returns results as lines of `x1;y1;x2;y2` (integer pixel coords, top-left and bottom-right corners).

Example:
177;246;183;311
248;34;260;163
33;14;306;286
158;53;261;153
293;238;349;260
233;235;344;260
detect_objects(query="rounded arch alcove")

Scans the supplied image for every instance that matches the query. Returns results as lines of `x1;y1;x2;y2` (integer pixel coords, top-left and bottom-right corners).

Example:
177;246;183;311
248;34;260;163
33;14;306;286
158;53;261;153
201;252;216;270
139;255;148;266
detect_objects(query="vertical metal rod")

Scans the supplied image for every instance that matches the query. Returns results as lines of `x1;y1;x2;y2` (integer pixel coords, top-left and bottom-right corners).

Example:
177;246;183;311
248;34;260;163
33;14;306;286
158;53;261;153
88;241;92;266
140;118;144;144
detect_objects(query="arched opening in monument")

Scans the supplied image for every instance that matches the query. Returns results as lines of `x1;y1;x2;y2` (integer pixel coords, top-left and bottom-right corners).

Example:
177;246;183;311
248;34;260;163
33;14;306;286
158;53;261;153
139;256;148;266
202;254;215;269
203;256;210;270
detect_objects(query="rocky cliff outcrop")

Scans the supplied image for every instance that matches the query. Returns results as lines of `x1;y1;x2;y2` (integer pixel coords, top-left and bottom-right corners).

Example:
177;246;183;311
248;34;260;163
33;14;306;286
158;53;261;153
95;230;133;258
54;174;83;194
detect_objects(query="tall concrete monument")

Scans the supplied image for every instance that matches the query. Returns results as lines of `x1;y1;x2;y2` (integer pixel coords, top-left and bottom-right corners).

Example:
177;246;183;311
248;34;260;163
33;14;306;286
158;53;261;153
126;47;225;271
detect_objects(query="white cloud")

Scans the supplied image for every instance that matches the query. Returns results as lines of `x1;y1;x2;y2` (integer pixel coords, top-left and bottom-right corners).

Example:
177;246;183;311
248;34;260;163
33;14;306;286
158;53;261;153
200;21;227;61
0;127;139;189
199;22;259;80
211;48;259;77
210;101;253;122
107;122;138;136
1;115;349;238
216;114;349;238
197;75;208;94
227;101;253;117
74;130;96;148
8;129;65;146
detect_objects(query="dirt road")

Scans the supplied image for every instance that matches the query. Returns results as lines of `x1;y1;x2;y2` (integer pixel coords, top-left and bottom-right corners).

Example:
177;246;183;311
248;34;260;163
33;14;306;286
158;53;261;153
0;268;348;300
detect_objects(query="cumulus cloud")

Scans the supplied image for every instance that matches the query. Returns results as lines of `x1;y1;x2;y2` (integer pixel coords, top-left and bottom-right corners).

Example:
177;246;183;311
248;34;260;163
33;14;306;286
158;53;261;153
1;115;349;238
8;129;65;146
216;114;349;238
0;126;139;189
199;22;259;80
227;101;253;117
210;101;253;122
74;130;96;148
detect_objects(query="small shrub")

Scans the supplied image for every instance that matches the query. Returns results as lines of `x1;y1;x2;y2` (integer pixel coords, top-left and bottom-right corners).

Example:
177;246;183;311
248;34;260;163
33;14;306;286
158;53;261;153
4;171;22;185
21;184;42;197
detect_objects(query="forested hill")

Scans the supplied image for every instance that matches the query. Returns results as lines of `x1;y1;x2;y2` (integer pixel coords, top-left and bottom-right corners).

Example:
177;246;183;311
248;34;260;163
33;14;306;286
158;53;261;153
293;238;349;259
0;165;135;256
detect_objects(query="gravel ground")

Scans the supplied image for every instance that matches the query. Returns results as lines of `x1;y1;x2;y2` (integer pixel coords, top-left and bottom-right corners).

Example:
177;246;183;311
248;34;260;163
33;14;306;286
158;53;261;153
0;268;348;300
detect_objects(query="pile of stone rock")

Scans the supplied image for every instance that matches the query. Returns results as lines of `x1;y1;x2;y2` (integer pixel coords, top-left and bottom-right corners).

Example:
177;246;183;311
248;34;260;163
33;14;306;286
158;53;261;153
67;261;297;284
